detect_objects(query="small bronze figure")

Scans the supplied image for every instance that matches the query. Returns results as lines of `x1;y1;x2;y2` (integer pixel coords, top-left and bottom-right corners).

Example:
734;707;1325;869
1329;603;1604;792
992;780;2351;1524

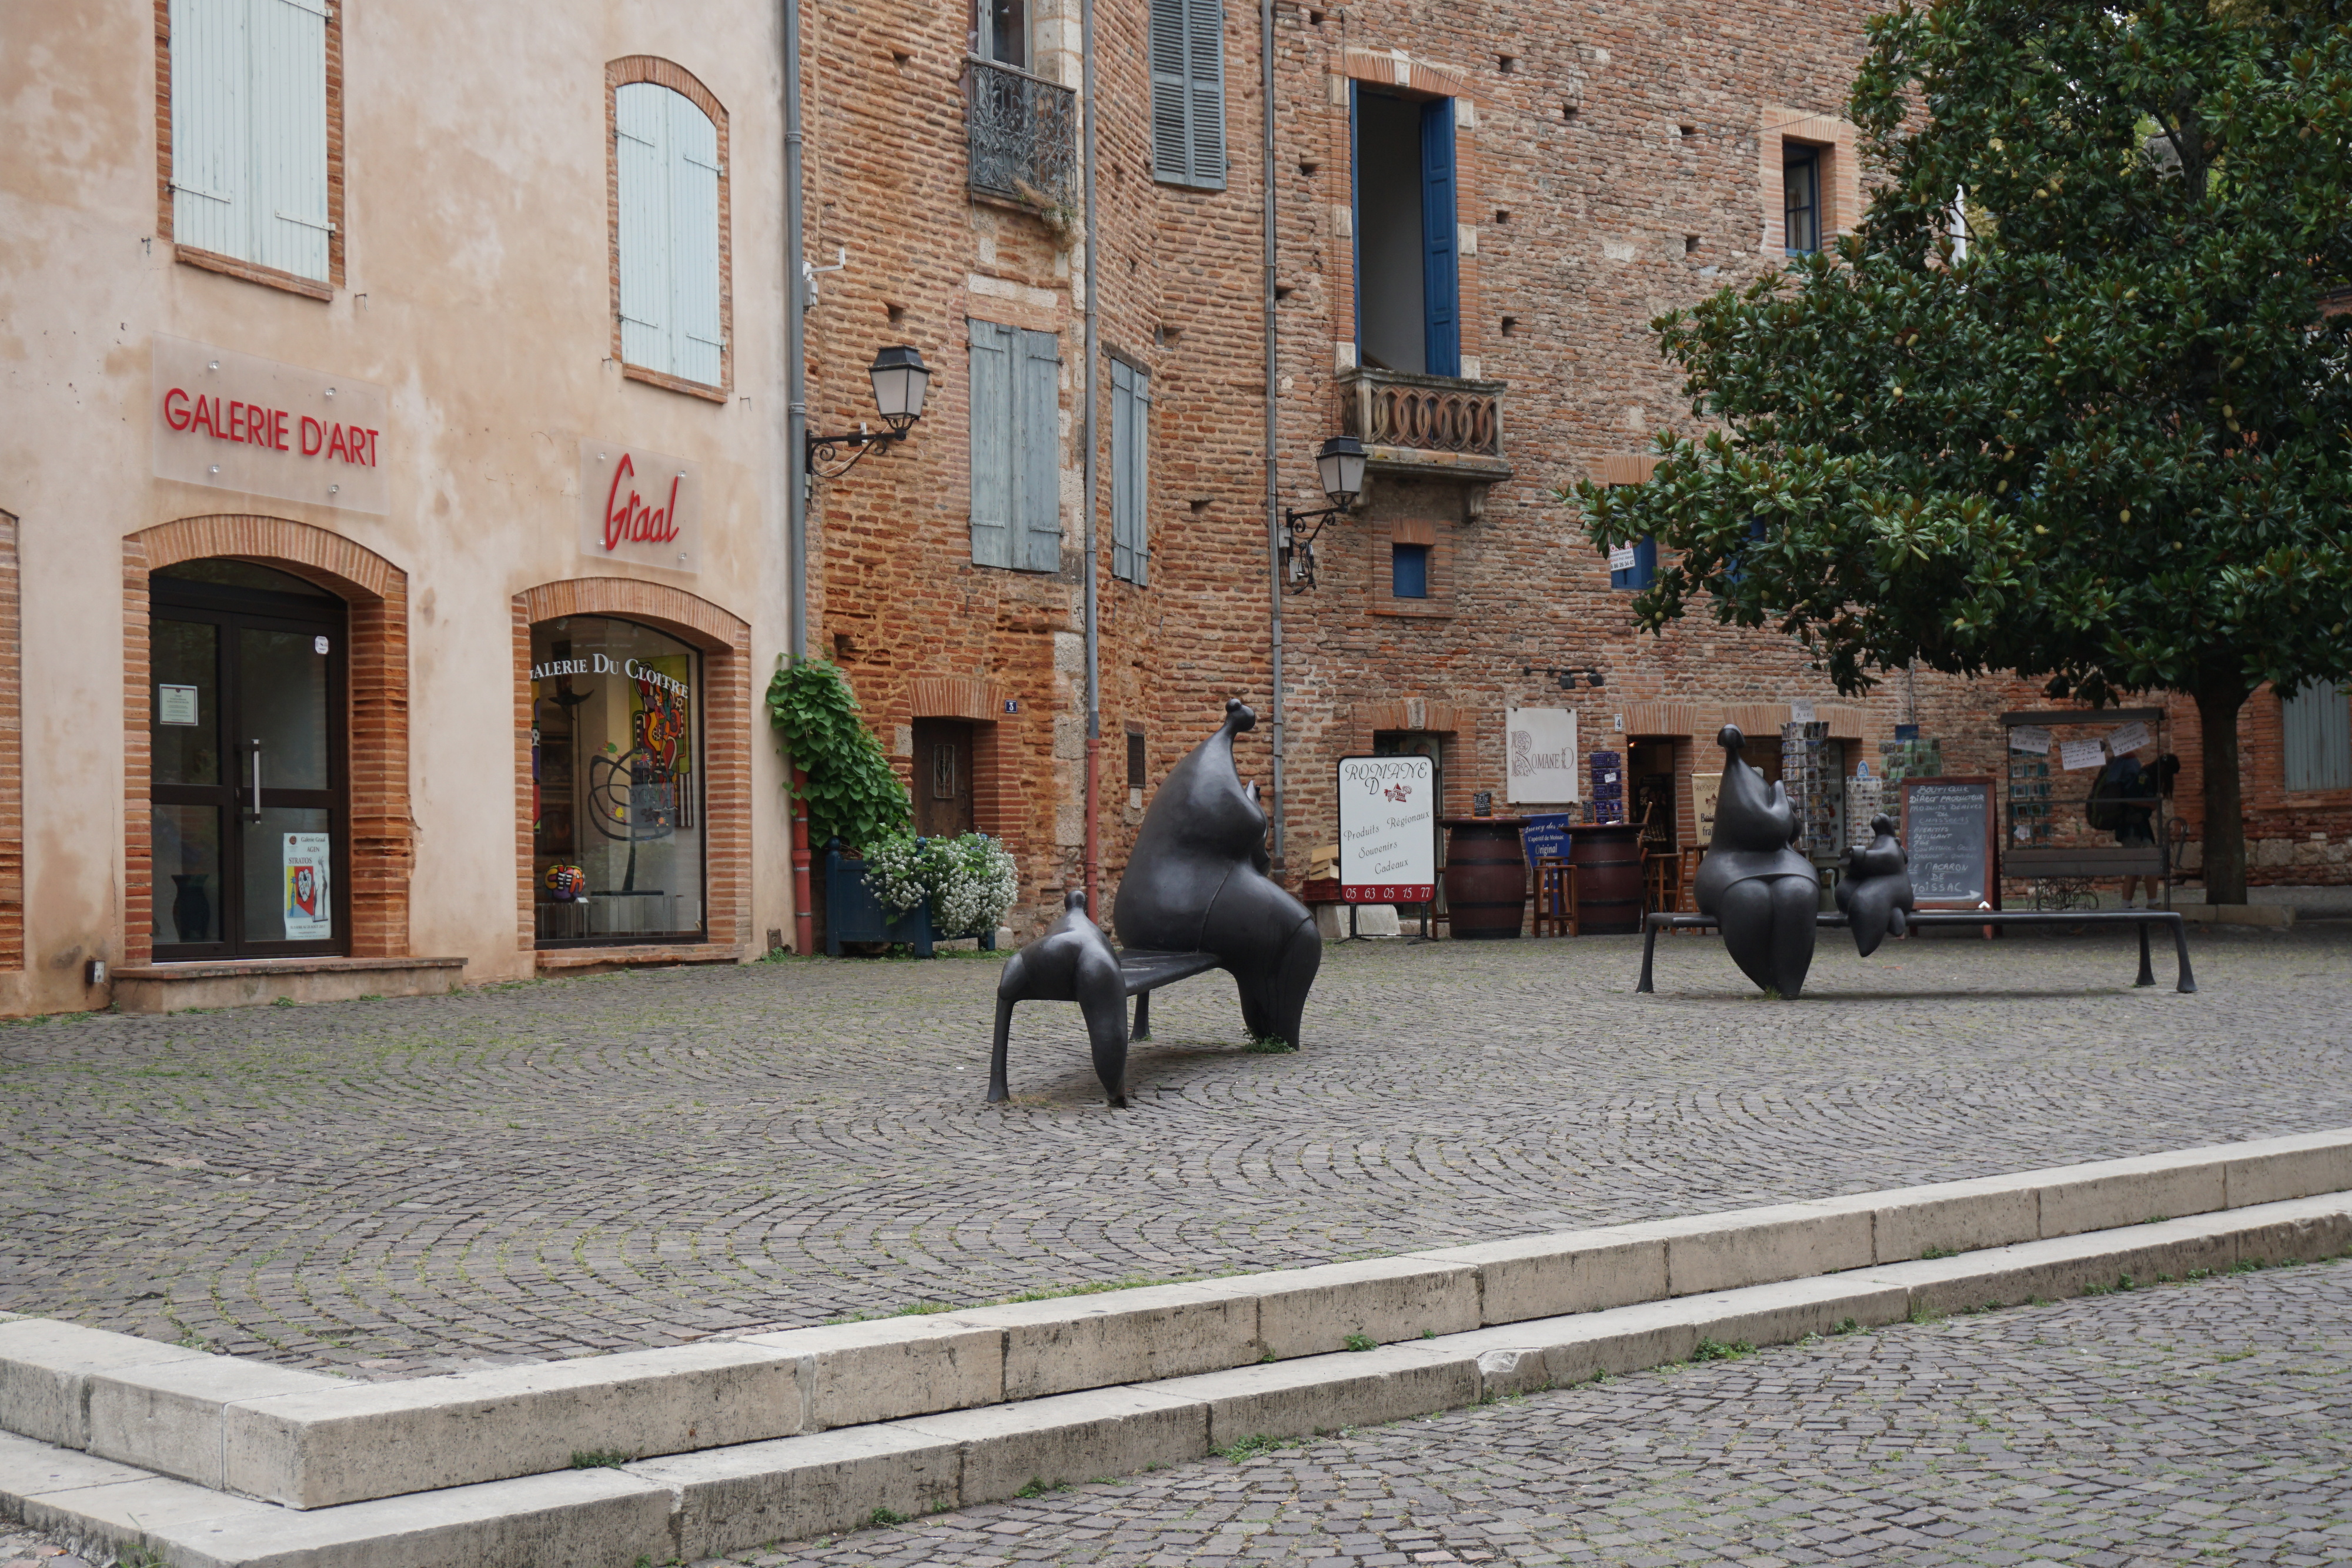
1835;811;1916;957
989;890;1131;1106
1693;724;1820;997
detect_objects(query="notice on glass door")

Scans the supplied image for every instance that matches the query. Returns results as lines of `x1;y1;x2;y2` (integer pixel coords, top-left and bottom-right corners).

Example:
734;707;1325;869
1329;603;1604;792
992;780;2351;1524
282;833;332;941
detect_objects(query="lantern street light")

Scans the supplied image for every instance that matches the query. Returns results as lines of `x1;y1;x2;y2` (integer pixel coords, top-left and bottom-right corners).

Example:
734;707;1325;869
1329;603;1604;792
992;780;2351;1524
1279;434;1367;593
807;345;931;478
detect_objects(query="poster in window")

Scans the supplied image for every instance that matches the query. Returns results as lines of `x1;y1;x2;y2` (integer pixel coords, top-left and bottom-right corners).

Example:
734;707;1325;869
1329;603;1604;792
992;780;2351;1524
282;833;332;941
158;684;200;726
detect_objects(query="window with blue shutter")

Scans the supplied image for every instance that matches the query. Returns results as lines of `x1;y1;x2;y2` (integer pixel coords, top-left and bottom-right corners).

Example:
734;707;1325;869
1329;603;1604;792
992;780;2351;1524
2283;680;2352;793
1111;358;1151;586
615;79;726;389
169;0;331;283
1418;99;1459;378
970;319;1064;571
1608;537;1658;590
1150;0;1225;189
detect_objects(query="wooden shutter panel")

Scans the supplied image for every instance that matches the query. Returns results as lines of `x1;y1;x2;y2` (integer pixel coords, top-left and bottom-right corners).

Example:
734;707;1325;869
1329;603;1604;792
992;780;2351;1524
1184;0;1227;190
1419;98;1460;377
968;320;1015;568
249;0;330;280
170;0;248;260
1014;327;1064;572
2284;680;2352;793
1110;361;1135;583
669;93;724;387
1132;369;1151;585
1149;0;1190;184
615;83;672;375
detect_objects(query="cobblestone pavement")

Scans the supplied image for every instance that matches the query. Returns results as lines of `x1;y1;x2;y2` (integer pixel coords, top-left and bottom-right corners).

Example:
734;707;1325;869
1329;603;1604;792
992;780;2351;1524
1;925;2347;1375
720;1257;2352;1568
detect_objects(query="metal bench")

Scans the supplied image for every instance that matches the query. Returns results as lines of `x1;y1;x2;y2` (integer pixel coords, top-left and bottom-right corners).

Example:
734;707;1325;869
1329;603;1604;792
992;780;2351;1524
1636;908;2196;995
1114;948;1228;1039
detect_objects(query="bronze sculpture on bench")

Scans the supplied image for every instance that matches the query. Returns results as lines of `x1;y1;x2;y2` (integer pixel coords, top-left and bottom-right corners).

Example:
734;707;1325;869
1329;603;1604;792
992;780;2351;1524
1693;724;1820;997
988;698;1322;1106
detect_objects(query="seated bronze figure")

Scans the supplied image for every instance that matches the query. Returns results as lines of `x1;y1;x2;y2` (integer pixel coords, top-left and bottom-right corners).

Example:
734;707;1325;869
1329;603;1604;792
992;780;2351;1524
1694;724;1820;997
989;698;1322;1106
1835;811;1916;957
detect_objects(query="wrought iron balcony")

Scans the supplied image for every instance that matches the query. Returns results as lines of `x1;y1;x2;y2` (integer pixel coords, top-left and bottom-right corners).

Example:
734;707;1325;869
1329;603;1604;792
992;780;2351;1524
1337;368;1511;481
966;57;1078;213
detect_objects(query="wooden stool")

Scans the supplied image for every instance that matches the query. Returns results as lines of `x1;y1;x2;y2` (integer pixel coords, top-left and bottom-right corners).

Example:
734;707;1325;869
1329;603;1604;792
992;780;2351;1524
1674;846;1705;928
1643;851;1682;915
1532;856;1580;937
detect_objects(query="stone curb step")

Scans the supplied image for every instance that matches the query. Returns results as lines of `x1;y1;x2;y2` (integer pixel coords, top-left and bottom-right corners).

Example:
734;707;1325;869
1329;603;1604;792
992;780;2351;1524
1;1128;2347;1516
4;1192;2347;1567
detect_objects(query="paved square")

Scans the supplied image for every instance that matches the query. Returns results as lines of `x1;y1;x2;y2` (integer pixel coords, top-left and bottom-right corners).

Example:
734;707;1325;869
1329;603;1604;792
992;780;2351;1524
719;1258;2352;1567
1;924;2346;1375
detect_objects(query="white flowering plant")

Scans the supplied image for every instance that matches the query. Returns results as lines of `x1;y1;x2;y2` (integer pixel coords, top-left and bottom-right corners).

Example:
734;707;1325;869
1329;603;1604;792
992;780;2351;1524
860;832;1019;938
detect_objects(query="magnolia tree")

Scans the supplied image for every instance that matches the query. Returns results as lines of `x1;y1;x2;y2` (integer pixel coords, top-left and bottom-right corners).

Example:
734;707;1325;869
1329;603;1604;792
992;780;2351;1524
1575;0;2352;901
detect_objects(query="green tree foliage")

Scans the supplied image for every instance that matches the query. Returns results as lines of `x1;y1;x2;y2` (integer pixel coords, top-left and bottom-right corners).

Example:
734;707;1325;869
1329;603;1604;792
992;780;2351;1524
1573;0;2352;900
764;658;909;854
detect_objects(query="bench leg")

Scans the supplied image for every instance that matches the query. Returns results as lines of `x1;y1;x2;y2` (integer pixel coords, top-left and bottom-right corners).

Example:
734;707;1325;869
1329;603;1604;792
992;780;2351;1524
2171;918;2198;994
1132;989;1151;1041
1637;916;1659;994
2136;920;2155;987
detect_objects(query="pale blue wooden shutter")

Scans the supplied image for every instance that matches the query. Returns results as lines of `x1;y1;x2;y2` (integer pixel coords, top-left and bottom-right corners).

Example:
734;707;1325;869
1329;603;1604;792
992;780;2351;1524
170;0;246;259
669;93;724;386
249;0;330;280
1014;327;1064;572
1111;359;1150;585
1185;0;1227;190
616;83;672;375
968;320;1015;567
2283;680;2352;792
1151;0;1224;189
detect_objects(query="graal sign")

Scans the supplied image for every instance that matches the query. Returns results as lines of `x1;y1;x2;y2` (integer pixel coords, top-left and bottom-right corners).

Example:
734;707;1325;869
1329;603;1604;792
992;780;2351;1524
579;440;702;574
1335;754;1436;904
152;335;389;514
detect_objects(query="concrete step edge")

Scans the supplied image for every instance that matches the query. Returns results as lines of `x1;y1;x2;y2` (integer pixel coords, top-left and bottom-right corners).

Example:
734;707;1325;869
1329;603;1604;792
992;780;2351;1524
6;1192;2345;1567
5;1125;2347;1510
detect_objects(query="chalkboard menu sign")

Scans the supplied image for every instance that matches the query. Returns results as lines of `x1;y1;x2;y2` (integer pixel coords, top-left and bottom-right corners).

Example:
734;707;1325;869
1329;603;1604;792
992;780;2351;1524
1902;778;1999;908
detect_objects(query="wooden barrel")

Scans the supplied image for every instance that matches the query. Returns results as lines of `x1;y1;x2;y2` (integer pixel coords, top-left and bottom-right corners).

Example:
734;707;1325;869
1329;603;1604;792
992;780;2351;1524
1570;824;1645;934
1441;817;1528;940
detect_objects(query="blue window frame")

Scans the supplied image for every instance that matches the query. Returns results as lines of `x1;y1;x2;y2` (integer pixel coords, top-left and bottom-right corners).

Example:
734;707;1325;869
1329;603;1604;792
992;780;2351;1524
1392;542;1430;599
1609;536;1658;590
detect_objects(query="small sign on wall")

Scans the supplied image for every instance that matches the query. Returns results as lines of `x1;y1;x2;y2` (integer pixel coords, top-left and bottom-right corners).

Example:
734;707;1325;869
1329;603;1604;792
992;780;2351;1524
1506;707;1580;803
580;440;703;574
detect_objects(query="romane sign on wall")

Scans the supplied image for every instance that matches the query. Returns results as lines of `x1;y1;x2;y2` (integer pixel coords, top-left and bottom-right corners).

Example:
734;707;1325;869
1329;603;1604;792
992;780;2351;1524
152;336;389;514
578;440;703;574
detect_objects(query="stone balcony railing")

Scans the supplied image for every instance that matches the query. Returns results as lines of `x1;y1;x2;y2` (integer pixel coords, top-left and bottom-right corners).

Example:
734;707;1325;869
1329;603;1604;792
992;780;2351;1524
1337;367;1512;483
965;57;1078;214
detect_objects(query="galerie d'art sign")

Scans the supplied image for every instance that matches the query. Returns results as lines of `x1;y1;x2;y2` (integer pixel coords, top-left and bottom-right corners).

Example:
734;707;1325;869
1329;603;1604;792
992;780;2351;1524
152;335;390;514
1335;754;1436;904
579;440;703;574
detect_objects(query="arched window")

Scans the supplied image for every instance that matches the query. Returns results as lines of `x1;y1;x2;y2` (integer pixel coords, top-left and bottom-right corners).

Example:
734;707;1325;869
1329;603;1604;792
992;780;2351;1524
609;64;729;396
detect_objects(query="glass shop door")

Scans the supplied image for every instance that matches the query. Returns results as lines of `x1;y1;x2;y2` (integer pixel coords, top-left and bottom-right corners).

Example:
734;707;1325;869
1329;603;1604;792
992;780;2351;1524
149;567;348;960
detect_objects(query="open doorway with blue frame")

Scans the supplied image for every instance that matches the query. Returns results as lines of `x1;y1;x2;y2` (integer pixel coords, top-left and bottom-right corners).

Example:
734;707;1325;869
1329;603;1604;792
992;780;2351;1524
1352;85;1459;377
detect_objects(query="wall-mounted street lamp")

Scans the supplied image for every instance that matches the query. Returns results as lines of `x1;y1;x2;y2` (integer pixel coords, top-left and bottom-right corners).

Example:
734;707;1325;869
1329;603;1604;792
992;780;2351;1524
1524;664;1606;690
806;345;931;479
1279;435;1368;593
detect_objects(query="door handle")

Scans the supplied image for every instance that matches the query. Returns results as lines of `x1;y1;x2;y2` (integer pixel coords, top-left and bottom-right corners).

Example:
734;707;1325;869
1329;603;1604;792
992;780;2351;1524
248;739;263;823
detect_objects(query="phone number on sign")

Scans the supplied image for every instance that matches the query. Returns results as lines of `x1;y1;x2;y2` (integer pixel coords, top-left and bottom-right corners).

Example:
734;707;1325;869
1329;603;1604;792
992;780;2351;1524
1342;884;1432;903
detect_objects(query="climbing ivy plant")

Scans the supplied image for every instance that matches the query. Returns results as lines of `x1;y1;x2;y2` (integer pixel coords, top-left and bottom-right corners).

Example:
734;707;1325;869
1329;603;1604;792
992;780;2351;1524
765;658;909;854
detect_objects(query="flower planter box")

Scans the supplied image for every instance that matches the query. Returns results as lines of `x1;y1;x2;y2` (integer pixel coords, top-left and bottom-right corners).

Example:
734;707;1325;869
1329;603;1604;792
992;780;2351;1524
822;844;1000;957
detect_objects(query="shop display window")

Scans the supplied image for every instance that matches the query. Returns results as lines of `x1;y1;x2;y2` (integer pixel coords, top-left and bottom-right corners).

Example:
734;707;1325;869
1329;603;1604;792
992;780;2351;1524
531;616;706;945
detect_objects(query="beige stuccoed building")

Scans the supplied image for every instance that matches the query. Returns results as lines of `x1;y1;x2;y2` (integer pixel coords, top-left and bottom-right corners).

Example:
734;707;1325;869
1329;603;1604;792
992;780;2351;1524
0;0;800;1015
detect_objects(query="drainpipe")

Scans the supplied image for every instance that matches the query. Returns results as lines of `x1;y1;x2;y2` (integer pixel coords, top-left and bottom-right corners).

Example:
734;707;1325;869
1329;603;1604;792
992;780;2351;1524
784;0;814;953
1261;0;1283;864
1082;0;1102;914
